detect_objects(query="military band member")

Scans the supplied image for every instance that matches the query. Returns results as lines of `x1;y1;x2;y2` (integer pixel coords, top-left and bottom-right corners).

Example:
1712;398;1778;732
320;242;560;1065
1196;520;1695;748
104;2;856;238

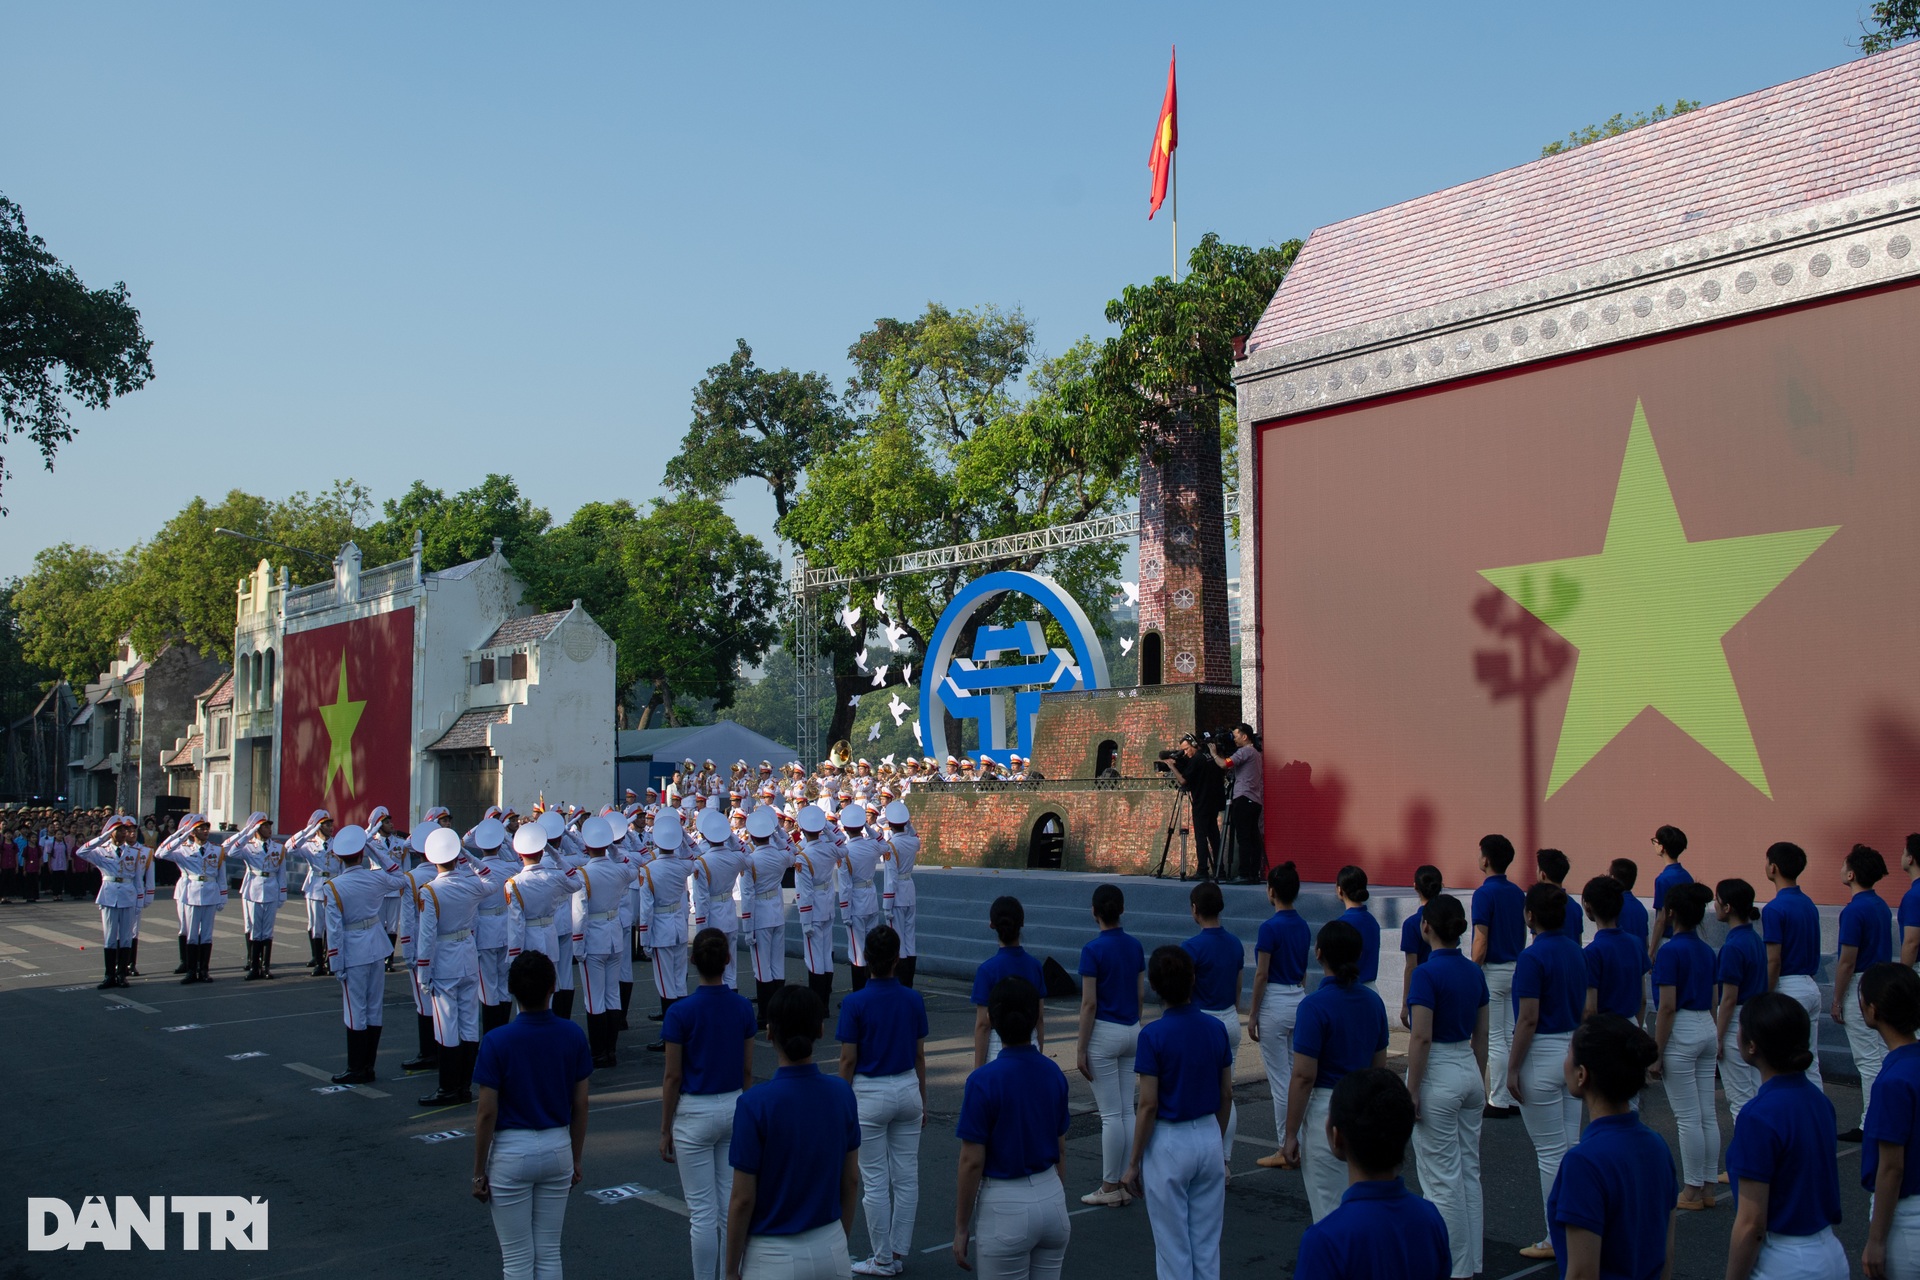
839;807;883;994
401;824;445;1072
881;801;920;989
691;809;747;991
470;819;516;1038
324;824;410;1084
573;816;641;1067
639;811;694;1052
232;812;286;980
416;826;494;1107
156;814;226;985
287;809;339;976
743;806;792;1028
75;815;145;988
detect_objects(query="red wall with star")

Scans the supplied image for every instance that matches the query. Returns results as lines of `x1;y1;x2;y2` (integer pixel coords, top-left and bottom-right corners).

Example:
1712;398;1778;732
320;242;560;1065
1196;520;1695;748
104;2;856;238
278;608;415;833
1253;282;1920;904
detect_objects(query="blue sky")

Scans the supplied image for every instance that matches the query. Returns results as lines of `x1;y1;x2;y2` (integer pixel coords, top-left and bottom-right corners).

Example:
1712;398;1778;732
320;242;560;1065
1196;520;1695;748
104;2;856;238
0;1;1879;577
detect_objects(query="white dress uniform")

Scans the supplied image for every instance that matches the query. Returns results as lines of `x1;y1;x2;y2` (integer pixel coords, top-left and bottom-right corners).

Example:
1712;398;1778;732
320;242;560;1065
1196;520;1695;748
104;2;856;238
74;820;145;986
506;856;583;967
882;803;920;987
287;813;341;973
322;827;408;1038
572;818;642;1065
637;814;694;1016
473;846;516;1034
794;812;840;1005
397;826;446;1070
743;809;792;994
157;823;228;984
414;828;495;1105
690;809;748;990
838;816;884;983
231;816;287;979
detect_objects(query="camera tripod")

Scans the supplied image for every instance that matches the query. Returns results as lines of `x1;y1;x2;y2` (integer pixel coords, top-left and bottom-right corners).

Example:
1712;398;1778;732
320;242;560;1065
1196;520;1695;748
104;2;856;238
1152;784;1191;881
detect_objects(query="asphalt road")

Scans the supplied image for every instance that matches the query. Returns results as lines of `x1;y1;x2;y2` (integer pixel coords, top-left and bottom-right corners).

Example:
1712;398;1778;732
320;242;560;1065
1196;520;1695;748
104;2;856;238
0;897;1878;1278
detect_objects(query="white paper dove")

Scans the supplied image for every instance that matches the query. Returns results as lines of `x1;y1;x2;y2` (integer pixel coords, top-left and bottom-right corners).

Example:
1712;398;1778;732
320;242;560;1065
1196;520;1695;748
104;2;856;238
1120;637;1135;655
867;721;883;743
839;604;863;636
886;693;910;726
847;694;862;708
911;720;923;747
873;591;888;614
854;650;869;673
1120;581;1140;606
871;665;889;687
883;619;908;652
900;663;912;687
880;753;896;767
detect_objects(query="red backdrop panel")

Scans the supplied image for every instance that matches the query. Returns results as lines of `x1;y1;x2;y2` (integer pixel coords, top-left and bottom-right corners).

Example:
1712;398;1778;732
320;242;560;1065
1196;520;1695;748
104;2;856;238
1255;283;1920;904
278;608;415;832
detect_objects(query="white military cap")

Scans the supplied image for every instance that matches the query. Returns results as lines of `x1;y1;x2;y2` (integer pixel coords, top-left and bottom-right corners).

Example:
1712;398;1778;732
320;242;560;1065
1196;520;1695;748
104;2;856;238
425;828;464;864
604;811;631;839
884;801;911;826
409;825;434;855
745;808;777;839
512;825;546;856
333;825;369;857
582;816;615;849
797;806;827;834
653;811;684;850
696;808;731;845
839;806;866;829
473;818;507;851
537;810;565;840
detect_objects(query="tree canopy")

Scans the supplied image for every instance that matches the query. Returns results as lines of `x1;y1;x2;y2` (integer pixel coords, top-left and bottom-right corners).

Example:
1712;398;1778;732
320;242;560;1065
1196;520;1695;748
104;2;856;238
1540;100;1700;157
663;339;846;521
1861;0;1920;52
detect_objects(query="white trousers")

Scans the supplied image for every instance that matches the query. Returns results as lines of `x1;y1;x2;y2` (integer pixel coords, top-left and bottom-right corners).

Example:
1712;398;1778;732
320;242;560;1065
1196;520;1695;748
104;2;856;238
1142;1115;1225;1280
888;900;917;957
742;1221;851;1280
488;1126;573;1280
802;923;836;976
306;896;327;938
715;924;739;989
1720;1015;1761;1124
1483;963;1516;1108
845;912;879;968
1086;1019;1139;1186
100;905;137;947
338;961;385;1030
1845;973;1889;1100
1663;1009;1719;1188
1516;1029;1579;1241
412;965;433;1016
478;946;508;1007
971;1170;1070;1280
183;903;217;944
751;924;785;983
1776;974;1825;1089
379;895;401;933
1749;1226;1847;1280
651;943;689;1000
1201;1007;1240;1165
673;1090;740;1280
1301;1087;1345;1223
1255;985;1304;1149
854;1071;922;1262
579;952;620;1015
431;973;481;1046
617;930;634;983
1882;1195;1920;1280
242;898;281;939
1412;1041;1485;1279
554;930;575;992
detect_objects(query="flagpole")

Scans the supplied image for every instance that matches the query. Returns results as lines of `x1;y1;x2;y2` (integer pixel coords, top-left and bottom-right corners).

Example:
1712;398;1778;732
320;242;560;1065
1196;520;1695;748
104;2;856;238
1171;150;1179;281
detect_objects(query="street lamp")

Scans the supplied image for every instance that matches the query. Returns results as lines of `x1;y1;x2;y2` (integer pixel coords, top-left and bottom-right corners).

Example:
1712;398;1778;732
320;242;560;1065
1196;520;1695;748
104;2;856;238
212;528;333;567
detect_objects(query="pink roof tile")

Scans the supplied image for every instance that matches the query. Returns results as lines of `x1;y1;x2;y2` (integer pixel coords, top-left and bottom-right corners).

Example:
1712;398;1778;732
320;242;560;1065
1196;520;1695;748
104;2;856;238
1248;44;1920;353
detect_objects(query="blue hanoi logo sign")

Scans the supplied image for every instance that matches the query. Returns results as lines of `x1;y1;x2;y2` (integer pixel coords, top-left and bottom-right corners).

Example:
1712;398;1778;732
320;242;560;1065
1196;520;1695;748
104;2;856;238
919;571;1110;769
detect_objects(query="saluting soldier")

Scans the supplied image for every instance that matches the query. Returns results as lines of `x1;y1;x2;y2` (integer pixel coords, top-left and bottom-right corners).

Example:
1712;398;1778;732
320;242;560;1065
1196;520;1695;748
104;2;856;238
881;800;921;988
794;806;841;1008
506;822;583;972
286;810;339;976
839;806;884;993
743;806;792;1027
74;815;146;988
638;811;694;1051
364;806;406;968
323;824;410;1084
232;813;286;980
470;819;516;1038
400;824;446;1072
573;815;641;1067
156;814;226;985
689;808;747;991
415;826;494;1107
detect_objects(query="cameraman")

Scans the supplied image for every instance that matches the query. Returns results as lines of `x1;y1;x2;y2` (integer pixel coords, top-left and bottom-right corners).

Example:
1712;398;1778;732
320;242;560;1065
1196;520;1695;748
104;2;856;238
1210;724;1265;883
1165;734;1224;880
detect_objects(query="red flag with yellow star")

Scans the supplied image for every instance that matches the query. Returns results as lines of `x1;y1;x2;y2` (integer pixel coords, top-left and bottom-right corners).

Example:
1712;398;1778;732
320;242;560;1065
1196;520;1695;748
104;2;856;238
1148;49;1176;220
278;610;414;830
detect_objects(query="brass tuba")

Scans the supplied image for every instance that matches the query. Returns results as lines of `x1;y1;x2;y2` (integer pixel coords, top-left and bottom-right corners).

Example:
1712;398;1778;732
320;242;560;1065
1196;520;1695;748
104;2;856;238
828;738;853;768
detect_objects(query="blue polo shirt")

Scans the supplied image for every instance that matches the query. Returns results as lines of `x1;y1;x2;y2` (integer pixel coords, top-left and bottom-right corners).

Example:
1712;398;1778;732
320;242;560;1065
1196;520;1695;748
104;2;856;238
1865;1043;1920;1198
1407;948;1488;1043
729;1063;861;1237
1399;906;1431;967
1547;1113;1679;1280
470;1009;593;1131
835;977;928;1078
1716;923;1767;1006
1340;906;1382;984
1616;892;1650;953
1472;875;1526;964
1257;909;1312;985
1078;927;1146;1026
1585;928;1646;1020
972;945;1046;1007
1133;1002;1231;1123
1840;889;1894;968
1295;1178;1449;1280
1183;926;1246;1011
1652;862;1693;937
955;1044;1070;1179
1514;933;1587;1034
1762;886;1823;978
1900;880;1920;949
1554;891;1585;945
661;982;758;1095
1650;931;1714;1012
1293;981;1390;1091
1726;1072;1842;1236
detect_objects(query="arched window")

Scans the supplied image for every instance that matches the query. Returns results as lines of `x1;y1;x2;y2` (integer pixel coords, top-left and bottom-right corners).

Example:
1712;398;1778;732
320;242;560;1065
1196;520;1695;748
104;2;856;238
235;654;251;709
1095;739;1119;778
261;650;275;709
1028;813;1065;870
1140;632;1163;685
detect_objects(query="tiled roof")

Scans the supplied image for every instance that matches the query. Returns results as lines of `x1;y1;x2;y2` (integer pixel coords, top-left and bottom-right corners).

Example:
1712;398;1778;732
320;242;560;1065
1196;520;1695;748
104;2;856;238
427;706;510;752
203;671;234;708
120;660;148;684
484;610;569;649
163;730;203;769
429;558;487;581
1248;44;1920;353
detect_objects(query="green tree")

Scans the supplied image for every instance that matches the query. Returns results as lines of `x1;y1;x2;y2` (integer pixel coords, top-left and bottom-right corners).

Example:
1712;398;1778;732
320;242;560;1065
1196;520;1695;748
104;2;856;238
1861;0;1920;51
663;339;847;521
514;499;647;699
1540;101;1700;157
11;543;127;684
365;473;551;571
0;194;154;510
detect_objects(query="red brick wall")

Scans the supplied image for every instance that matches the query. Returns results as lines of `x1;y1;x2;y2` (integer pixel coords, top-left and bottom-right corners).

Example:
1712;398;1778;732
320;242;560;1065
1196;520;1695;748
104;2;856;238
1026;683;1243;780
904;783;1183;875
1138;405;1233;685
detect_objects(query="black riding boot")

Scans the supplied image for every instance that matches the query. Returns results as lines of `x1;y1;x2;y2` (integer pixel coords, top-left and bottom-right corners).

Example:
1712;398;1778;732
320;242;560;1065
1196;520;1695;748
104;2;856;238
552;988;575;1021
198;942;216;982
307;935;322;970
897;957;917;988
646;997;676;1052
403;1015;440;1071
175;935;190;975
365;1024;383;1078
617;980;633;1031
809;970;835;1007
243;939;261;980
333;1028;373;1084
850;964;869;994
418;1045;463;1106
457;1041;480;1101
98;947;118;989
385;934;397;971
127;937;141;975
261;938;276;979
180;941;201;984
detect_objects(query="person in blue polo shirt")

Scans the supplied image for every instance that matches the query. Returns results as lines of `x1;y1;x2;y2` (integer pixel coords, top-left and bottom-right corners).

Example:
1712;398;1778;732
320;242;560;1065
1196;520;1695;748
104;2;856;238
972;895;1046;1068
1609;858;1651;955
1335;865;1381;990
1403;895;1488;1280
1859;961;1920;1279
1650;883;1719;1210
1507;882;1588;1262
1075;883;1147;1209
1581;876;1646;1025
1295;1068;1449;1280
1283;919;1391;1223
1900;835;1920;970
726;984;861;1280
1472;834;1526;1117
837;925;928;1278
663;927;759;1280
1536;850;1583;945
1548;1014;1678;1280
1648;824;1692;963
1835;843;1895;1140
953;976;1072;1280
1249;862;1311;1173
1398;865;1443;1028
1182;880;1245;1167
1714;879;1768;1134
1725;992;1845;1280
1762;841;1825;1090
1123;945;1232;1280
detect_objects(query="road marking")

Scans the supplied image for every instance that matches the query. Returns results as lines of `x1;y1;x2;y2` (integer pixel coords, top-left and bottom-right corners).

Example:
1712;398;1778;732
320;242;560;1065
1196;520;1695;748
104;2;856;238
0;939;26;954
102;993;159;1013
283;1061;389;1098
162;1023;205;1033
227;1051;269;1060
591;1097;662;1114
11;924;97;949
587;1182;690;1217
5;956;42;967
412;1129;471;1143
922;1205;1103;1254
1492;1265;1551;1280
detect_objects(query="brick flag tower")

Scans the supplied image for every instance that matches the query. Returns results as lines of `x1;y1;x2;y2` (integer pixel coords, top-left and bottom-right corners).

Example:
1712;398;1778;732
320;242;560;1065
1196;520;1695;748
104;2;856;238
1137;397;1233;685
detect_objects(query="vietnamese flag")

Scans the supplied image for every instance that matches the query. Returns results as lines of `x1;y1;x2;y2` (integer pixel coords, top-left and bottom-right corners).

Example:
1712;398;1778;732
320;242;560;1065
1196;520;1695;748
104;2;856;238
1148;48;1176;219
278;609;415;831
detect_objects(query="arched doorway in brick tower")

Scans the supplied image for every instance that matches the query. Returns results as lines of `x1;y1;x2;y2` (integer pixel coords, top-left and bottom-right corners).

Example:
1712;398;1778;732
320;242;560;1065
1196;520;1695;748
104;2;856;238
1028;813;1065;869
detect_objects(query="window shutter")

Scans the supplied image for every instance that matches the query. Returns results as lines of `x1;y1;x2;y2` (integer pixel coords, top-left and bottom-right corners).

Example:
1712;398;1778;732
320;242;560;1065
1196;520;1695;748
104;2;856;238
479;658;495;684
510;653;528;680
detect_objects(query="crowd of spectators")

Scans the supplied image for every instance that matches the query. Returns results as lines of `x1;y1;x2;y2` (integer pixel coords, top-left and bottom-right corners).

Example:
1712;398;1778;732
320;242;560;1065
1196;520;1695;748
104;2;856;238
0;807;190;902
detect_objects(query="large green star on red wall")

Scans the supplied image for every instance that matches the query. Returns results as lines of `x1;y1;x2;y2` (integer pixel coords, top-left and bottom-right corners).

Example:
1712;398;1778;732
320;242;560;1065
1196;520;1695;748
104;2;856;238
319;651;366;797
1480;401;1838;799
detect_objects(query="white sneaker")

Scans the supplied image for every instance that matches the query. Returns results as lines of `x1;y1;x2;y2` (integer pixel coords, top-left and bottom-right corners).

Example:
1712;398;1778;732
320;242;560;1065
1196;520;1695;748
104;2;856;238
1079;1187;1128;1207
852;1257;901;1277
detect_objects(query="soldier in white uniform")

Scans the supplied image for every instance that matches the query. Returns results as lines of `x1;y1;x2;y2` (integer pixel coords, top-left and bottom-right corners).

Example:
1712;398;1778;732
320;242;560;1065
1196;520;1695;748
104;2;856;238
639;811;694;1051
742;806;792;1027
232;813;286;980
881;800;920;988
285;810;339;976
690;809;747;991
323;824;410;1083
506;823;582;973
156;815;227;984
838;807;884;994
74;815;145;988
414;827;494;1107
572;816;641;1067
607;809;647;1031
794;806;840;1009
364;805;406;968
399;824;446;1073
469;818;515;1038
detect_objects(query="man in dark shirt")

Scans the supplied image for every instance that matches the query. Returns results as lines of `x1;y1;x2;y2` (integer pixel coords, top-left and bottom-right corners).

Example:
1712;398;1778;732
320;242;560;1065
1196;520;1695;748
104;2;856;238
1167;735;1224;880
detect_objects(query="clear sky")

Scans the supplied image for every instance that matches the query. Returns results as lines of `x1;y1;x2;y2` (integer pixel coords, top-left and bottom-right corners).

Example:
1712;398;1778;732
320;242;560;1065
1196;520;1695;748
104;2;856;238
0;1;1879;578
